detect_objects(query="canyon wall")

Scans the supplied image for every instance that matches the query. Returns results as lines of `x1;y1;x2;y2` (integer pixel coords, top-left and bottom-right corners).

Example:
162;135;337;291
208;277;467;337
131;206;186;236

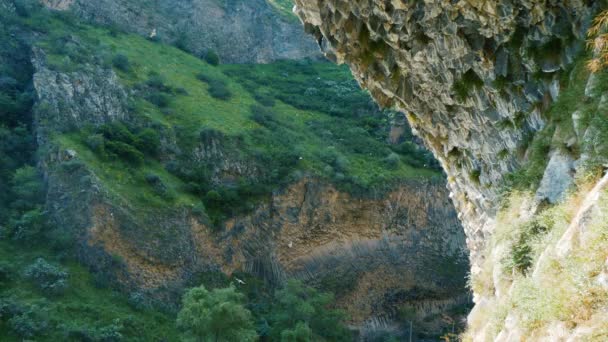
294;0;608;340
42;0;322;63
30;32;469;337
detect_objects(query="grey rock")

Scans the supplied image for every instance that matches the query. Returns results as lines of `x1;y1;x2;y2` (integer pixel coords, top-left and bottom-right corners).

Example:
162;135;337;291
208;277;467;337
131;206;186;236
44;0;322;64
535;151;574;204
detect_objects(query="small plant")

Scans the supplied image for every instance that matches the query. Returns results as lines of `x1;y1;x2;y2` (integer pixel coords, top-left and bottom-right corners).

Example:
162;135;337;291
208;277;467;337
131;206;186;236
23;258;69;295
204;49;220;66
112;54;130;72
384;152;401;169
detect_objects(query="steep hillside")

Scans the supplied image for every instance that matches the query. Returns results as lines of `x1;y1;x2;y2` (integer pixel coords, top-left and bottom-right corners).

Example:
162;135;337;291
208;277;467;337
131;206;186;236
295;0;608;340
0;3;469;340
41;0;321;63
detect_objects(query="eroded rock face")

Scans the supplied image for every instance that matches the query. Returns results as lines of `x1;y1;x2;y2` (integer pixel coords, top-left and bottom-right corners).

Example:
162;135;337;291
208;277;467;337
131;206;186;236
31;43;469;335
32;47;128;143
294;0;595;271
42;0;322;63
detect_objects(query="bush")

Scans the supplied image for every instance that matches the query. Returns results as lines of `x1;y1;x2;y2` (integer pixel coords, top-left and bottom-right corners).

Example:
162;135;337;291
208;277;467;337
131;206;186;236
250;105;277;126
105;141;144;165
254;92;275;107
196;74;232;100
135;128;160;156
86;133;105;154
384;152;401;169
8;304;49;338
23;258;69;295
208;80;232;100
204;50;220;66
146;74;167;90
9;207;47;241
145;173;173;199
147;91;169;107
112;54;130;72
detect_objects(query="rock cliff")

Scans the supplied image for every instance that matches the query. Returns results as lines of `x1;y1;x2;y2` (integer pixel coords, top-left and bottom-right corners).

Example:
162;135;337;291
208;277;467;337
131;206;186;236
295;0;608;340
42;0;322;63
26;17;470;338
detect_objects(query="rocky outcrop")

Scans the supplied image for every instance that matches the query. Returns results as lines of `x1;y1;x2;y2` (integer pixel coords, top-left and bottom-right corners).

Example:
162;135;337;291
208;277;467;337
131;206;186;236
31;47;128;143
294;0;594;268
294;0;608;339
42;0;322;64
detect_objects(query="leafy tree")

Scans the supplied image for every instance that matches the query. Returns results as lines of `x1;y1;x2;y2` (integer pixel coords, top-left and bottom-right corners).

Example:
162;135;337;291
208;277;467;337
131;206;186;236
177;285;258;342
269;280;351;341
280;322;313;342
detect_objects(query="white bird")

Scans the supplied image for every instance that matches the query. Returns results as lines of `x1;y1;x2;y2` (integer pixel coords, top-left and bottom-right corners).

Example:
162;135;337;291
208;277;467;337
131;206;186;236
235;277;246;285
288;241;293;248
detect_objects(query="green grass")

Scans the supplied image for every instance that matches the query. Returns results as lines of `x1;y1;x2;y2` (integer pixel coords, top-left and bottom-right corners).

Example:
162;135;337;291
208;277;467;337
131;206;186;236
29;14;439;218
0;241;179;342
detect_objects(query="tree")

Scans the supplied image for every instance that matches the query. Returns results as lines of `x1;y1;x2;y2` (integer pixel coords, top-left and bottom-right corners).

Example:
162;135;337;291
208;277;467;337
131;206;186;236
280;322;312;342
269;280;351;341
176;285;257;342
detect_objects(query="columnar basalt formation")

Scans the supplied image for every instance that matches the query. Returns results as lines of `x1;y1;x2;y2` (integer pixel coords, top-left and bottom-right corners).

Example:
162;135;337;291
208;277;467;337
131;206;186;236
294;1;608;339
294;0;594;270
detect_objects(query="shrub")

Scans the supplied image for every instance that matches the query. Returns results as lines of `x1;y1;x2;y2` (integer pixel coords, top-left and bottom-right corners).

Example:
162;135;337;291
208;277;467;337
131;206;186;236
384;152;401;169
86;133;105;154
135;128;160;156
8;304;49;338
112;54;130;72
9;207;47;241
147;91;169;107
176;285;257;342
204;50;220;66
250;105;277;126
145;173;173;199
196;74;232;100
105;141;144;165
208;80;232;100
254;92;276;107
146;74;167;90
23;258;69;295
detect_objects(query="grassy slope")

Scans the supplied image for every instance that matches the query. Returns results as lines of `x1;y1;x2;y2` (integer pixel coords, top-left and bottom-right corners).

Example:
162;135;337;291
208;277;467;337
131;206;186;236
0;241;179;342
34;15;438;213
0;7;441;341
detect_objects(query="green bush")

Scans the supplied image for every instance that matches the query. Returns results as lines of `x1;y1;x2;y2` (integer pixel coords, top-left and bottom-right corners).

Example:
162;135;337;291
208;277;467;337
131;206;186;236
177;285;257;341
112;54;130;72
9;207;47;241
204;49;220;66
208;80;232;100
7;303;49;338
196;74;232;100
105;141;144;165
23;258;69;296
268;280;351;341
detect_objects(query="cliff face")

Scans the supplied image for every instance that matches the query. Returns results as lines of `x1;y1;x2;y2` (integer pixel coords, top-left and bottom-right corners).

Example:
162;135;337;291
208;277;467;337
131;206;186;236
42;0;322;63
295;0;608;340
27;21;470;337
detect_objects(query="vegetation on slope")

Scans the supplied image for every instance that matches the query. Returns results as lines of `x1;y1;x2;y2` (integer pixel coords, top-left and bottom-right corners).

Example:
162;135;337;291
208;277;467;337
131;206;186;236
23;5;440;226
468;17;608;338
0;3;442;340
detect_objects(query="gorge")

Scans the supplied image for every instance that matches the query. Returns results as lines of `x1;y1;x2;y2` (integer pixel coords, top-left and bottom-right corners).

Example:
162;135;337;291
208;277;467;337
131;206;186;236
294;0;608;340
